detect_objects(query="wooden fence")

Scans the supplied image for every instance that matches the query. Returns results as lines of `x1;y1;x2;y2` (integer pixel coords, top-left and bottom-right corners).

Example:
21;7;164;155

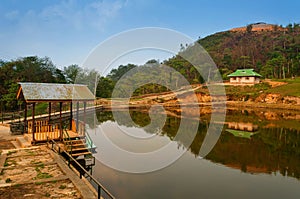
27;120;60;141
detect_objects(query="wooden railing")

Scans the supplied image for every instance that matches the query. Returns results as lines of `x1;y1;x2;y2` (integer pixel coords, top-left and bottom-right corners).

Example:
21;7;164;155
63;128;72;155
72;119;85;136
28;120;60;141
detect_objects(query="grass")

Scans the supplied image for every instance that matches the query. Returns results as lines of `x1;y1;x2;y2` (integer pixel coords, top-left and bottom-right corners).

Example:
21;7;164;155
34;172;53;180
5;178;12;183
224;78;300;99
59;184;66;189
267;83;300;97
34;164;52;180
225;82;271;100
35;164;45;173
25;150;36;156
4;160;9;167
32;161;45;167
195;78;300;99
26;102;49;117
13;184;22;188
7;151;17;156
3;159;16;167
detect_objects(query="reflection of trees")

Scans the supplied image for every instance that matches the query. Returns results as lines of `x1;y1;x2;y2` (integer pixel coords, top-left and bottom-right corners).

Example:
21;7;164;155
96;110;114;124
96;110;300;180
207;127;300;179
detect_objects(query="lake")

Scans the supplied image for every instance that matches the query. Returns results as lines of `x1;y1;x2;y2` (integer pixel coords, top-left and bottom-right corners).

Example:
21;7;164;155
86;107;300;199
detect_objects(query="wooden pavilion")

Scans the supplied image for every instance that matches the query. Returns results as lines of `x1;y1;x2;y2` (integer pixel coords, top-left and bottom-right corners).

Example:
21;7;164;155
16;82;95;144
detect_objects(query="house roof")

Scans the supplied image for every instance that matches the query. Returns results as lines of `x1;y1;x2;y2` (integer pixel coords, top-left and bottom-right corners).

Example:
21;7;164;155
17;82;95;102
228;69;262;77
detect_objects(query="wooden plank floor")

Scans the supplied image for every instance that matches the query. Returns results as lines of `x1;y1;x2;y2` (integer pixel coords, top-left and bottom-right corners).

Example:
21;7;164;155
24;130;81;142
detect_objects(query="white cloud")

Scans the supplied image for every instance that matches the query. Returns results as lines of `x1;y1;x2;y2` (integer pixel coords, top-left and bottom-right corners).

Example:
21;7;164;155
87;0;124;30
39;0;127;31
4;10;19;20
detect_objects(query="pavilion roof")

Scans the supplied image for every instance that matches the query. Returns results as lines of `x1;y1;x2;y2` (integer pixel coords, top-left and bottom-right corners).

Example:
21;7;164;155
17;82;95;102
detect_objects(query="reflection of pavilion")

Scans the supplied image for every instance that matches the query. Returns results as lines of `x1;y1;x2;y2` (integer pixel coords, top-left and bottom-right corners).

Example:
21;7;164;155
226;122;258;139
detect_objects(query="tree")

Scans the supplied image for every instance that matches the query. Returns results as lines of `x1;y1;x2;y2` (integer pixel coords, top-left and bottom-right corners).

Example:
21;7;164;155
0;56;66;111
239;56;252;69
96;77;115;98
107;64;137;82
262;55;286;78
246;24;253;33
2;83;19;110
63;64;81;83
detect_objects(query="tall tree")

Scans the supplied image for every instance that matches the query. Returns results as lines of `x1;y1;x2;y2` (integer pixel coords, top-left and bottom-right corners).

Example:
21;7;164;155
63;64;81;84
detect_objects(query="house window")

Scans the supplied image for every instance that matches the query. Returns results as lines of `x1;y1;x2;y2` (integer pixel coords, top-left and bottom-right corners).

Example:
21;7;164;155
232;77;236;80
245;77;249;80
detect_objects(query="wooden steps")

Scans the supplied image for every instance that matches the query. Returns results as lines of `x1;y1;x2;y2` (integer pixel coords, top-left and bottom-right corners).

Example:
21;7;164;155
67;143;86;147
67;147;89;152
63;137;92;158
71;151;92;157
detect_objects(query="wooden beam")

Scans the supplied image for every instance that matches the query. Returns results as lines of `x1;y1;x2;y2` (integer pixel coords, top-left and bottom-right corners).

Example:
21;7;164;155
83;101;86;136
24;99;94;103
32;102;36;142
16;86;23;100
76;102;79;133
69;102;73;130
24;103;27;133
1;100;3;124
48;102;51;122
59;102;62;141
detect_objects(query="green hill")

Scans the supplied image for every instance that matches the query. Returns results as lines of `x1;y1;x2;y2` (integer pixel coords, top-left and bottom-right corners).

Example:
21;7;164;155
96;23;300;98
196;23;300;79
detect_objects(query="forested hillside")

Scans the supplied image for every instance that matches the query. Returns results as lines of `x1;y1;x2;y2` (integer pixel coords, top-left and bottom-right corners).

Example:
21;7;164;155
2;23;300;110
197;23;300;79
97;23;300;98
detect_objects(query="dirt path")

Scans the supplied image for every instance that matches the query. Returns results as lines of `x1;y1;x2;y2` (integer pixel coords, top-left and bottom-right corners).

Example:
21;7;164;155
263;79;287;87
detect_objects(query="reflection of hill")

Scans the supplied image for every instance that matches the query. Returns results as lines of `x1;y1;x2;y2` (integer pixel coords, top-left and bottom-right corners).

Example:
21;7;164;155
96;109;300;180
226;108;300;130
206;127;300;179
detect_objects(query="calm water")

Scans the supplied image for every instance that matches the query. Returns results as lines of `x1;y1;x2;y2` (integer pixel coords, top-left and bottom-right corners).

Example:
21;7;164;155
87;108;300;199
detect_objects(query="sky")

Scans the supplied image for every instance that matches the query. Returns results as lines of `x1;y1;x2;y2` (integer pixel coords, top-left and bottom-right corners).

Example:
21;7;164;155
0;0;299;71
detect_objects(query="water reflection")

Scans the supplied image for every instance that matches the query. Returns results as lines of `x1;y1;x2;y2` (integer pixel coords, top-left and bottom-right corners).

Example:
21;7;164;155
94;108;300;180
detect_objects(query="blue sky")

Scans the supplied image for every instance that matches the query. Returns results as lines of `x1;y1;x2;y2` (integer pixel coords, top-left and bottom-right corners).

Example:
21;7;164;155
0;0;299;70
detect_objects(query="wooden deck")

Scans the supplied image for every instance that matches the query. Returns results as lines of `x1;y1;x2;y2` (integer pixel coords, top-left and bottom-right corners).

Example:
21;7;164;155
25;119;86;143
24;130;81;143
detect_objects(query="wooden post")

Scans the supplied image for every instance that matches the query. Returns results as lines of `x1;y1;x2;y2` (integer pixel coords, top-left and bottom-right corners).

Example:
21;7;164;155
32;102;36;142
70;102;73;130
83;101;86;136
1;100;3;124
59;102;63;140
76;102;79;133
48;102;51;122
24;102;27;133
